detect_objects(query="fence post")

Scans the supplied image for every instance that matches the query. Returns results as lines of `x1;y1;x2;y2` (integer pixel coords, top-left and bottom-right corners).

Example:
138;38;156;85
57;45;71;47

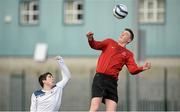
164;67;168;111
126;70;130;111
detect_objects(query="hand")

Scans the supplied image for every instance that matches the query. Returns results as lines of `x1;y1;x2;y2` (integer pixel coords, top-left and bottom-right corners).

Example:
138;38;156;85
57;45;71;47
55;56;64;62
86;32;94;41
142;62;151;70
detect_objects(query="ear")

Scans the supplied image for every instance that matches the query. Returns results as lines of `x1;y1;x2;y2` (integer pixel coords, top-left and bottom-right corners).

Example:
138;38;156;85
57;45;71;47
127;38;131;43
42;80;46;84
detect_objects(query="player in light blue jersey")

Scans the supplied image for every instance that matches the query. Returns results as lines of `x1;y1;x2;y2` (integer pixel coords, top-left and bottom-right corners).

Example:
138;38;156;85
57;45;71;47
30;56;71;112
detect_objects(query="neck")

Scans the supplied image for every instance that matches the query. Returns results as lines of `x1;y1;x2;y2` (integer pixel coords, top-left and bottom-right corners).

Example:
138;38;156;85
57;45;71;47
118;41;126;47
43;85;52;91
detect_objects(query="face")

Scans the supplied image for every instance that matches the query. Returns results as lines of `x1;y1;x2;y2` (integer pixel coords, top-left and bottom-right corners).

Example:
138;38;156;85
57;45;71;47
118;31;132;44
43;74;55;88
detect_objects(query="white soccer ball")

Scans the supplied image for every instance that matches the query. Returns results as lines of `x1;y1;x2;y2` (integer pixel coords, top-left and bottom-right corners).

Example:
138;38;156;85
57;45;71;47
113;4;128;19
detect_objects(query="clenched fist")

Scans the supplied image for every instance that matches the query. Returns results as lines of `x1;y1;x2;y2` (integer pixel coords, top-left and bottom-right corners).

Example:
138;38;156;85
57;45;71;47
86;32;94;41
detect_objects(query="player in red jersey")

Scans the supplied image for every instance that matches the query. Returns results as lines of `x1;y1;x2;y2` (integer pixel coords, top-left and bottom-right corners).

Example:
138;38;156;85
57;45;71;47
86;28;151;112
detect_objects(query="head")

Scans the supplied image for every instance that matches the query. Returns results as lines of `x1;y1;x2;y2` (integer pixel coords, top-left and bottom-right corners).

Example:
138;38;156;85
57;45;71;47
118;28;134;44
39;72;55;88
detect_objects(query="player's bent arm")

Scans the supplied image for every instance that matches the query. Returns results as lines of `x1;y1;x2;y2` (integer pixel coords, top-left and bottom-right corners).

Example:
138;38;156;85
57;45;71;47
126;55;144;75
56;57;71;88
88;38;110;50
30;93;37;112
86;31;109;50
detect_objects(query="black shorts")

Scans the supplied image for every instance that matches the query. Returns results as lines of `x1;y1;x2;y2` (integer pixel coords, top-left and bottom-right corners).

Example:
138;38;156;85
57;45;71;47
91;73;118;104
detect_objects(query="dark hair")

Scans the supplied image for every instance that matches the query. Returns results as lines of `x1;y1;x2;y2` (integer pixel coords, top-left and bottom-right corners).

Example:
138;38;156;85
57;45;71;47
125;28;134;41
38;72;52;87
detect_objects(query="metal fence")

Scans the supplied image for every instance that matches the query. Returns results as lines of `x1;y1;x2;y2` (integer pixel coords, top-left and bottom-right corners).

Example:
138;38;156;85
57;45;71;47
0;66;180;111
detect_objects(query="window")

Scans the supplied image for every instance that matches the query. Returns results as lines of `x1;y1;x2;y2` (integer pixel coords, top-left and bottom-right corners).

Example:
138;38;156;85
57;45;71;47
64;0;84;24
139;0;165;23
20;0;39;25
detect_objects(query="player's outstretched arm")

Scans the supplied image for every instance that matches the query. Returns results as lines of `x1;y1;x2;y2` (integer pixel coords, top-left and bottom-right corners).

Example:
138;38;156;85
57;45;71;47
56;56;71;88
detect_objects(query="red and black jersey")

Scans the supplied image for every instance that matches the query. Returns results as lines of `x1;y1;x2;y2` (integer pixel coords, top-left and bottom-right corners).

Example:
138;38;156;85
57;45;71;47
88;38;143;80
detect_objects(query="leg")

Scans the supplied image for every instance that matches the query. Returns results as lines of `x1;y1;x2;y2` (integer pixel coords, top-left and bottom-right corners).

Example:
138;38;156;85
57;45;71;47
105;99;117;112
89;97;102;112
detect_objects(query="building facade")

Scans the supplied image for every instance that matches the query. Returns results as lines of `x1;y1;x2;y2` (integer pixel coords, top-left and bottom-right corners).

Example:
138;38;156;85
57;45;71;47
0;0;180;111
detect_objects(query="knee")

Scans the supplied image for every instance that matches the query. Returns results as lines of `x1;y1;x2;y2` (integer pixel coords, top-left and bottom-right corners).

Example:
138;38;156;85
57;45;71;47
90;104;99;112
90;97;102;112
90;101;100;112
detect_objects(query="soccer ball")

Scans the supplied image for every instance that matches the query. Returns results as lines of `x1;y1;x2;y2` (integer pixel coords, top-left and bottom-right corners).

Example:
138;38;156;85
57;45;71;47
113;4;128;19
